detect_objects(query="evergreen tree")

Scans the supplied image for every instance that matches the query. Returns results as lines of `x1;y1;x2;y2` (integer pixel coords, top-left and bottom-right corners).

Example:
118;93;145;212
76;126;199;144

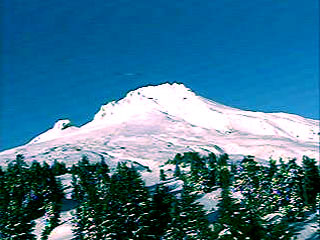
72;156;104;239
235;157;298;239
146;185;175;239
51;159;68;176
219;166;230;189
41;200;61;240
174;162;181;178
213;164;264;240
0;156;65;239
0;155;36;239
207;152;217;169
40;163;64;240
173;153;183;164
235;156;262;199
100;162;151;239
213;185;244;239
217;154;230;187
302;156;320;208
282;159;305;220
189;152;206;179
233;156;267;239
267;158;278;180
164;182;211;239
160;169;166;181
204;153;218;190
217;153;229;167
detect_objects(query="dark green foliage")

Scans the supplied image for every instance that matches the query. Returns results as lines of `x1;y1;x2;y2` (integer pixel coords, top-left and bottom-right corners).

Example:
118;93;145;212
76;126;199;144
71;156;214;239
51;159;68;176
219;166;230;188
214;164;265;239
106;162;151;239
173;162;181;177
167;152;233;193
302;156;320;208
267;158;278;180
204;153;218;190
214;156;298;239
0;155;64;240
217;153;229;167
213;185;245;239
40;163;64;240
164;183;211;239
277;159;305;220
147;185;174;238
189;152;206;177
71;156;109;239
0;155;36;239
41;200;62;240
160;169;166;181
207;152;217;169
72;160;153;239
2;151;317;239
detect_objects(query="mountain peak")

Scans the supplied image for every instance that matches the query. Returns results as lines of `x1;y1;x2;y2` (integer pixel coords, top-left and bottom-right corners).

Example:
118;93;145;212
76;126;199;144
85;83;233;131
86;83;203;126
127;82;195;99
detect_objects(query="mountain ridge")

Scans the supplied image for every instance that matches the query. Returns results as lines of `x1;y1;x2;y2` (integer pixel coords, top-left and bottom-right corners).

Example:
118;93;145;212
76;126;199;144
0;83;318;166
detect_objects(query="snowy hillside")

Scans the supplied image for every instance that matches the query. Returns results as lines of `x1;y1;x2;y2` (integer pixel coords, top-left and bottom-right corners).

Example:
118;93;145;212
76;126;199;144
0;83;318;166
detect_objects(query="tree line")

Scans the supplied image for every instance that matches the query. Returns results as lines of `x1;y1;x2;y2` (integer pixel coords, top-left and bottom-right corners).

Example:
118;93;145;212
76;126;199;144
167;152;320;239
0;154;66;239
0;152;319;239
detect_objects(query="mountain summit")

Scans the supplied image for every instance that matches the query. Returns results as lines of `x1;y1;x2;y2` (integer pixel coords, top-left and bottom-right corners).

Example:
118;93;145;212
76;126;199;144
0;83;318;166
85;83;232;131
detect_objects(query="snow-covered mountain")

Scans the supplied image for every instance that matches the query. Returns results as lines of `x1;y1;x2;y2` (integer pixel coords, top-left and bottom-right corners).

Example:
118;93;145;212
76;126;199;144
0;83;319;169
1;83;319;240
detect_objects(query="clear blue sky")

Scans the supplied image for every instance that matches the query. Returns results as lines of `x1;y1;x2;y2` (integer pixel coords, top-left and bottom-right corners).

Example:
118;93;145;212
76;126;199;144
1;0;319;151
